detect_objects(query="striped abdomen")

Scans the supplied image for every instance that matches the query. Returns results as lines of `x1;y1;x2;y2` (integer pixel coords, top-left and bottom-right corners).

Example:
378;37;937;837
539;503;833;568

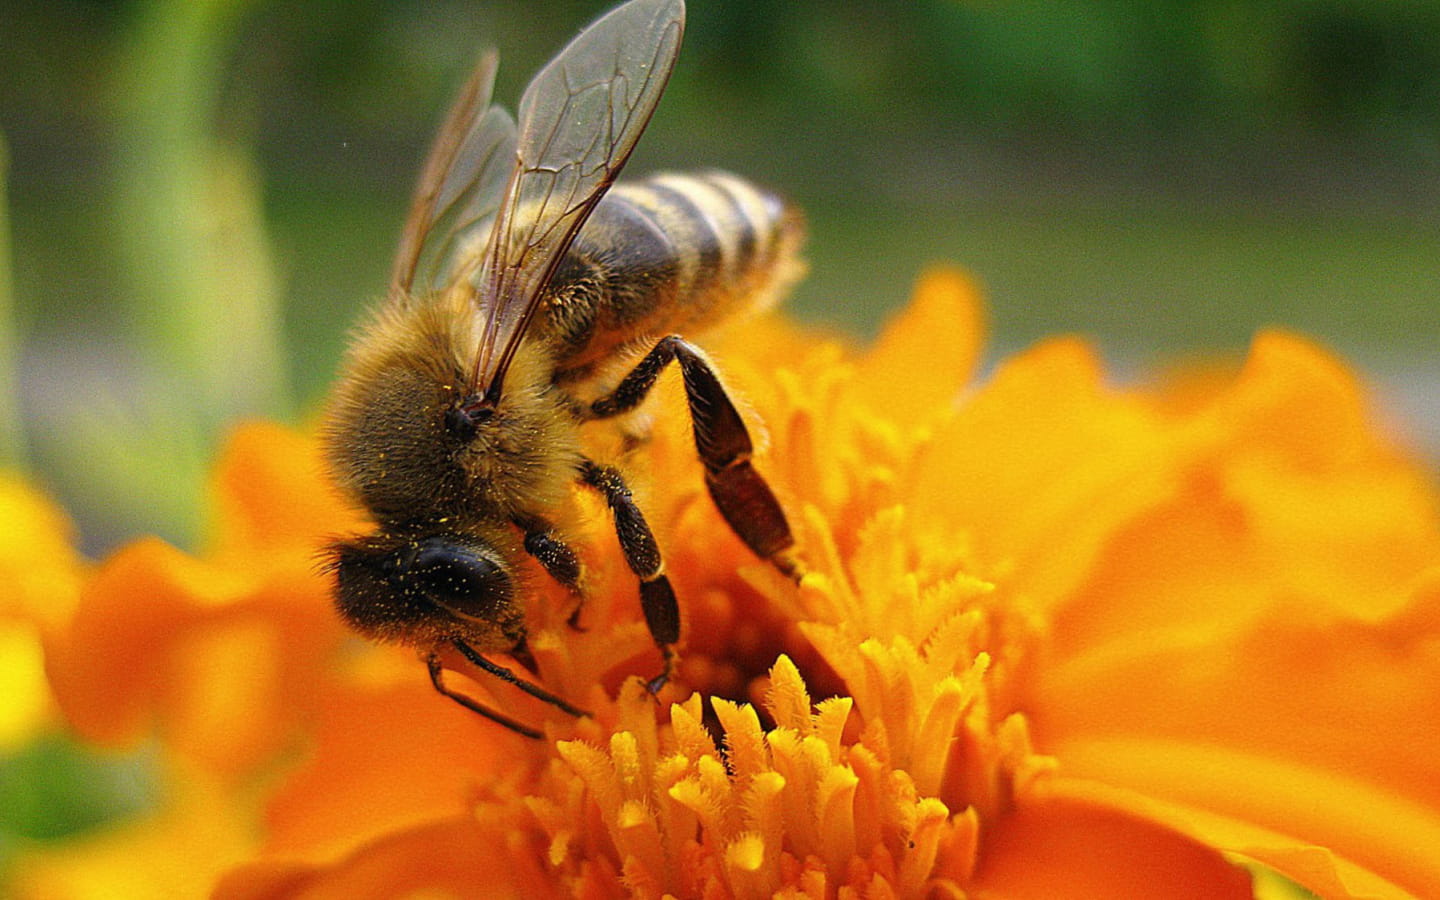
540;171;806;378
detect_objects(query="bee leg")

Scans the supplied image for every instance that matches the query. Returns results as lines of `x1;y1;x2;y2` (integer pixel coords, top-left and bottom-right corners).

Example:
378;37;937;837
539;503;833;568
450;638;591;718
590;335;801;581
519;520;585;629
578;458;679;693
426;653;544;739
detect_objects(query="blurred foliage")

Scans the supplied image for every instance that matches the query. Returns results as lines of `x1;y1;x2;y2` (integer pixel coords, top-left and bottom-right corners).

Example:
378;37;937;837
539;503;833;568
0;735;158;850
0;0;1436;550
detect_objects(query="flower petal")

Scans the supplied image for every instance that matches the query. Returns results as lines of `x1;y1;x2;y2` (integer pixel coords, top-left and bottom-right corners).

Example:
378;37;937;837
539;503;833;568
906;337;1177;610
0;624;50;747
1189;331;1440;613
0;476;85;745
970;789;1254;898
1043;735;1440;898
259;679;529;864
0;475;84;627
855;266;984;425
45;537;343;776
215;815;548;900
1039;570;1440;817
1036;777;1427;900
207;421;362;562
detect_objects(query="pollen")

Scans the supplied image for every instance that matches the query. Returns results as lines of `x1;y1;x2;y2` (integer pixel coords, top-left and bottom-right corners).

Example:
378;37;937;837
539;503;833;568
527;655;1008;897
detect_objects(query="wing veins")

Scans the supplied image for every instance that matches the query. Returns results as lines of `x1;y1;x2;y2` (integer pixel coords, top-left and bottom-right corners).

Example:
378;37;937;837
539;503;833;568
387;53;520;310
466;0;685;398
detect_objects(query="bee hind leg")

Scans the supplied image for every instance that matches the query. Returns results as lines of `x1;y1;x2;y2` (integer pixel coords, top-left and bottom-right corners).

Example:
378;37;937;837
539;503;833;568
578;459;680;693
589;335;801;581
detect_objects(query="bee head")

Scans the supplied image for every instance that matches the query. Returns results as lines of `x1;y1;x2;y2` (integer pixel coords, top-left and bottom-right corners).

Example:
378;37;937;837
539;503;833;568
327;532;523;650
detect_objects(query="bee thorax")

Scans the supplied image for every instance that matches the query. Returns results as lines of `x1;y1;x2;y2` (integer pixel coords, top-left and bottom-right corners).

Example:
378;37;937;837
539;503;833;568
324;301;578;529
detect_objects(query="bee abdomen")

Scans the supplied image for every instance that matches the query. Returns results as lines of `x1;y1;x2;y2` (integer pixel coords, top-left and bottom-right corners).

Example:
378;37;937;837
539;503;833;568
546;171;805;371
612;171;798;302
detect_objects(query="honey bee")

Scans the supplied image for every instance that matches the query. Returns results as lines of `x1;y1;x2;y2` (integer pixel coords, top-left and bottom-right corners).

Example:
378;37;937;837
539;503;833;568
323;0;805;737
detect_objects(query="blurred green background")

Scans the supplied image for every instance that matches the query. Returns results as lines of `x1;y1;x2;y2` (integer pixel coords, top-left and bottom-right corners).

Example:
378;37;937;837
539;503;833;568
2;0;1437;553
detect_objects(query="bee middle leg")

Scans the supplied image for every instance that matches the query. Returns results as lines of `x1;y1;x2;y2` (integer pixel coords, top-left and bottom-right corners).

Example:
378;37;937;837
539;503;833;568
578;458;679;693
588;335;800;580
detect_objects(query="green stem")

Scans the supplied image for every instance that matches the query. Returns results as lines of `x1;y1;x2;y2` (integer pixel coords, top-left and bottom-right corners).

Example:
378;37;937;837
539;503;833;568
0;133;25;469
113;0;290;422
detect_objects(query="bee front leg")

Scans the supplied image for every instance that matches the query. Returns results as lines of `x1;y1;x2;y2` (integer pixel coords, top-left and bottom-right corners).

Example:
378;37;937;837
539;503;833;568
426;653;546;739
589;335;801;581
578;459;679;693
449;638;590;718
518;519;585;628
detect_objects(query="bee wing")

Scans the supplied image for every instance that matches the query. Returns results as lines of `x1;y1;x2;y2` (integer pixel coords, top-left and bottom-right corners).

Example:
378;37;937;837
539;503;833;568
389;52;519;305
469;0;685;397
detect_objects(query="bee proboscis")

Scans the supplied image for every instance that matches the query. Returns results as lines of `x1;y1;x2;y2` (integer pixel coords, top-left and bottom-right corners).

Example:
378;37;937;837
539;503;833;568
323;0;806;737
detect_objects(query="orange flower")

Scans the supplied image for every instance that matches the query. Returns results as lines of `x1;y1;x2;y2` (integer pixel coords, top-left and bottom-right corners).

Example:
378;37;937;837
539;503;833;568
14;268;1440;898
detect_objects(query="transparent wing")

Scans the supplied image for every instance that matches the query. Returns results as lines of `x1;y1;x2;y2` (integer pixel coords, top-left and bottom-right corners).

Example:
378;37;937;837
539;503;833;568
388;52;519;305
469;0;685;397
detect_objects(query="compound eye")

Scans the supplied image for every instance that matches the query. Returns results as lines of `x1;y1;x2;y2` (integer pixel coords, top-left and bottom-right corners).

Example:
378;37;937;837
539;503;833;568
329;533;516;646
404;536;513;620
